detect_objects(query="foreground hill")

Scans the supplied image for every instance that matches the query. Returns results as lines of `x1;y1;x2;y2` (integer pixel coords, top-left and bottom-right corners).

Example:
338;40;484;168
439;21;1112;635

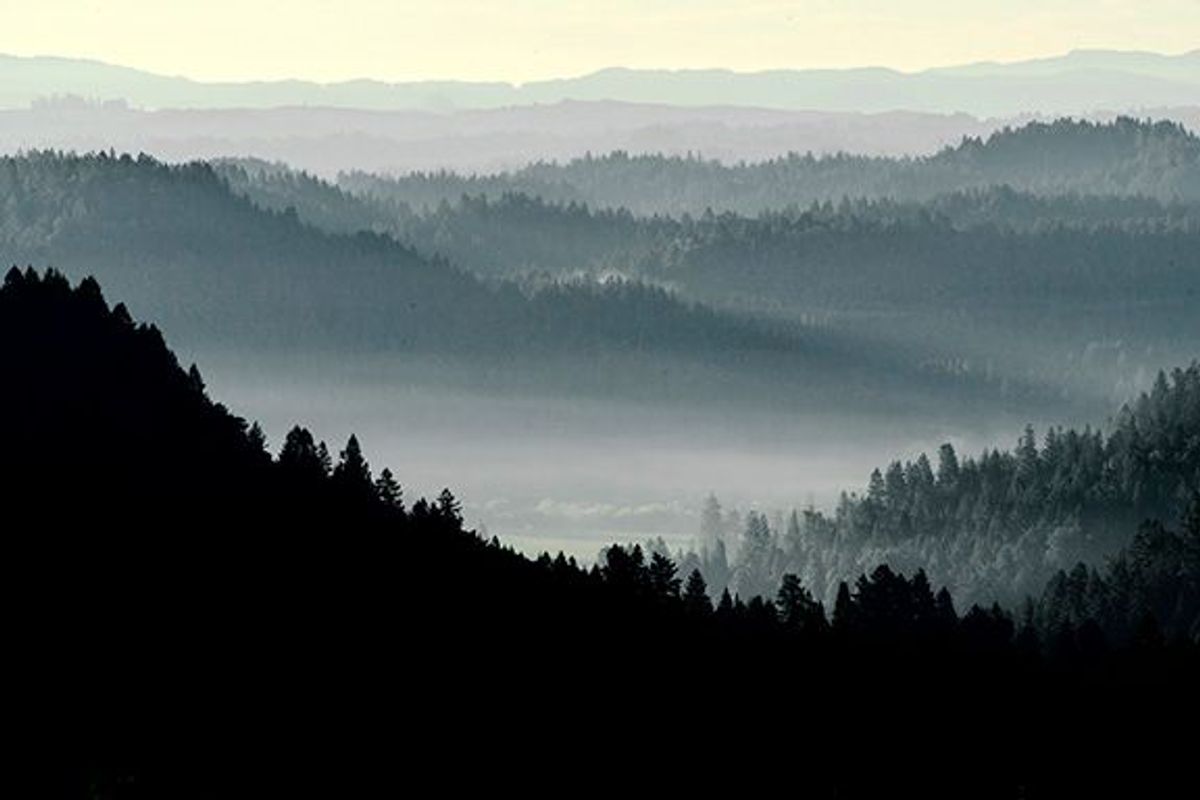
5;270;1197;795
0;267;723;788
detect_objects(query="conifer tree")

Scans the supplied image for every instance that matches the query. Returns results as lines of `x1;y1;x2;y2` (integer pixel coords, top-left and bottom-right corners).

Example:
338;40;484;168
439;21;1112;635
279;426;325;482
833;582;855;633
436;488;462;523
649;551;681;600
374;467;403;512
248;422;268;454
334;434;372;489
715;587;735;620
316;441;332;476
682;569;712;616
777;573;826;635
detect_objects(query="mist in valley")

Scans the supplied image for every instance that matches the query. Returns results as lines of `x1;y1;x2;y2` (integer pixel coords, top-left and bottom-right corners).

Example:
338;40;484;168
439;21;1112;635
5;114;1196;595
193;348;1100;561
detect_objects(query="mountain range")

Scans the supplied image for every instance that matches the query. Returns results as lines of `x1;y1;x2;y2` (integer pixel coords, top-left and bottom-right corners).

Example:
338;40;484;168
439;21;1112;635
2;149;1021;420
2;49;1197;116
5;96;1198;177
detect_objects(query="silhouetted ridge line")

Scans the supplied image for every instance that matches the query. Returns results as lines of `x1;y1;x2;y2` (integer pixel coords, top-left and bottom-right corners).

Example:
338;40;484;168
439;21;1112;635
3;269;1196;794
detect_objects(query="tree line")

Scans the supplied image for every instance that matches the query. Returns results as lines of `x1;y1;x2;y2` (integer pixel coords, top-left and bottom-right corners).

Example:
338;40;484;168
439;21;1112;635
674;362;1200;619
5;152;1052;418
338;117;1200;216
222;140;1200;411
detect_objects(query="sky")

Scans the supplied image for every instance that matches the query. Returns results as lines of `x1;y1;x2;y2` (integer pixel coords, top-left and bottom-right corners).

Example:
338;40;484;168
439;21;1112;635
2;0;1198;83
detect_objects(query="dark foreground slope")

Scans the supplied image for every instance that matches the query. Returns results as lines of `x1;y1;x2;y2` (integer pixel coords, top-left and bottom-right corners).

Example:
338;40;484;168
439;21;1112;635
3;271;1196;796
0;269;748;791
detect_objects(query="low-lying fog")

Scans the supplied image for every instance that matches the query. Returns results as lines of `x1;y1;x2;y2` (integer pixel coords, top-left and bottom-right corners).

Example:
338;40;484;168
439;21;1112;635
197;351;1077;562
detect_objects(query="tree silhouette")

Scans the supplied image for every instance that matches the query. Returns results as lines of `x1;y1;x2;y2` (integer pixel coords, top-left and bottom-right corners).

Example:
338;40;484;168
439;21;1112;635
333;434;372;492
374;468;403;512
436;488;462;524
682;569;712;616
649;551;681;600
833;582;855;634
247;422;268;454
5;268;1199;794
777;574;825;635
279;426;326;483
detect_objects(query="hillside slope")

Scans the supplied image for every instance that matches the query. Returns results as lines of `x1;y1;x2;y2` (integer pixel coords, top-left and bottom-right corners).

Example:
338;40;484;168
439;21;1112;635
0;150;1042;417
6;270;1197;795
341;117;1200;215
223;122;1200;407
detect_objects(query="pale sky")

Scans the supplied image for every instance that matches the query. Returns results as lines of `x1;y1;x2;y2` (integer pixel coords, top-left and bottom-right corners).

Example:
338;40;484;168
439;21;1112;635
2;0;1198;83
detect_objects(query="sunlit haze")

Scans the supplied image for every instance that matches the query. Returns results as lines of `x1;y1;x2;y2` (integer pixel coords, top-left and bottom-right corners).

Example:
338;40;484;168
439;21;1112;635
3;0;1198;82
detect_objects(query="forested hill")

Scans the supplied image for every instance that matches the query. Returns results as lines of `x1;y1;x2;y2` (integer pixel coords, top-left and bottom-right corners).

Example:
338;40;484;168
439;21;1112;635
7;270;1198;794
0;150;479;350
0;150;808;358
687;363;1200;615
0;150;1050;417
340;118;1200;215
229;173;1200;313
224;153;1200;409
0;267;741;785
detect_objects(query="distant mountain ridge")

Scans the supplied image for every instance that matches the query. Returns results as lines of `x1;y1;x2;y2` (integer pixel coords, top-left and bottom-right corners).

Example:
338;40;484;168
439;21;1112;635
335;117;1200;214
0;149;1026;418
1;49;1197;115
8;95;1198;177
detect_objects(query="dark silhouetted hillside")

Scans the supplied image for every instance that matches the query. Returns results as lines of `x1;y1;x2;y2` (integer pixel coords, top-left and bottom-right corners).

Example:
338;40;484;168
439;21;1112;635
4;270;1197;797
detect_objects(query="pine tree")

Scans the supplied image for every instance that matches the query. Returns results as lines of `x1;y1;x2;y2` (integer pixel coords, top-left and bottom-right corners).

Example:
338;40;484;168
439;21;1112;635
937;443;960;487
784;510;802;553
715;588;735;621
699;493;724;552
833;581;855;633
777;573;824;634
735;511;774;600
682;569;712;616
867;468;887;505
374;467;403;512
247;421;268;454
187;363;205;395
934;587;958;633
649;551;681;600
279;426;325;482
334;434;371;488
909;569;937;628
436;488;462;523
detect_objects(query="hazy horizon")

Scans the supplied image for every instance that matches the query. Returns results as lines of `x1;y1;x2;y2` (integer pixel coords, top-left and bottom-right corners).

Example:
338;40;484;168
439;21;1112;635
4;46;1197;118
2;44;1197;87
5;0;1200;84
